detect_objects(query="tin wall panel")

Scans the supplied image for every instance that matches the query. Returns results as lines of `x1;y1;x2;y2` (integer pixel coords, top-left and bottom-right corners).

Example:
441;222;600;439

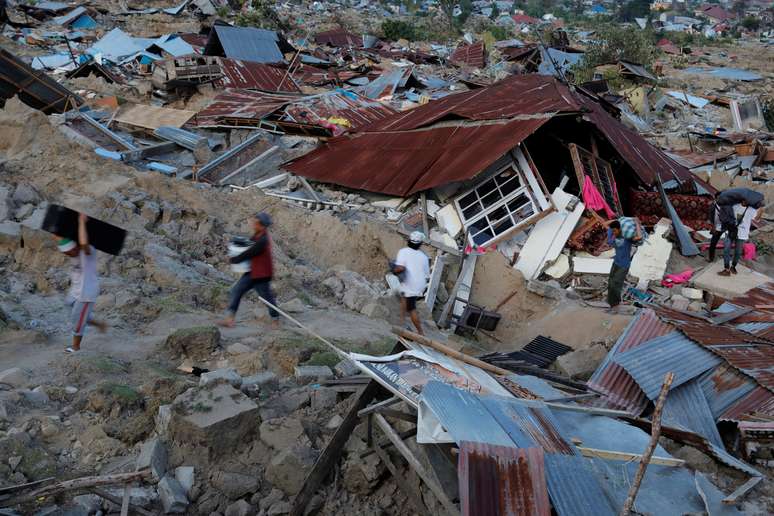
662;379;724;447
544;455;616;516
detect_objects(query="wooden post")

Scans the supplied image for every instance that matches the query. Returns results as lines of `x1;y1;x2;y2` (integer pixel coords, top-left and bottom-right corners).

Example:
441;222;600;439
420;192;430;238
619;372;674;516
392;327;511;377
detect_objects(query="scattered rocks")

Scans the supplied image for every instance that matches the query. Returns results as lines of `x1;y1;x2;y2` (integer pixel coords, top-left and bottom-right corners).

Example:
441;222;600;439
326;414;344;430
267;500;291;515
227;343;253;355
0;368;27;388
258;489;284;512
199;368;242;389
165;326;221;361
310;387;338;410
280;298;305;314
260;416;307;450
265;445;319;496
294;365;333;384
225;499;254;516
333;360;359;378
554;344;608;380
158;474;189;514
136;437;168;481
211;470;260;500
241;372;278;397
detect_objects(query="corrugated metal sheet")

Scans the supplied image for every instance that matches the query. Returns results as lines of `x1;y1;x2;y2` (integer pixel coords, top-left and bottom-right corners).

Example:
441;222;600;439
726;283;774;314
193;89;299;127
361;67;416;99
543;455;616;516
698;363;757;419
420;381;514;446
655;306;763;346
589;309;673;413
285;75;695;196
314;29;363;47
479;397;575;455
197;132;274;184
450;41;486;69
662;379;724;447
458;443;550;516
0;49;81;114
205;25;287;64
52;6;88;26
215;58;299;92
613;331;722;400
720;386;774;422
706;344;774;391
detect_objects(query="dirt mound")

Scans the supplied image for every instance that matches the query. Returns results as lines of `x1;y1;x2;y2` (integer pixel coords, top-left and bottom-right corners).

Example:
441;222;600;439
0;97;62;159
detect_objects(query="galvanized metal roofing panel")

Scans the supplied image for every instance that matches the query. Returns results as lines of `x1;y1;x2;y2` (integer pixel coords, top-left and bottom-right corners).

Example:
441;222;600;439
208;26;285;64
613;331;722;400
697;363;757;419
719;385;774;422
706;344;774;391
450;41;486;69
543;455;616;516
193;89;299;127
662;379;724;447
87;28;145;63
52;6;88;26
314;29;363;47
215;58;300;92
155;37;195;57
420;381;514;446
588;309;673;413
478;397;576;455
459;443;550;516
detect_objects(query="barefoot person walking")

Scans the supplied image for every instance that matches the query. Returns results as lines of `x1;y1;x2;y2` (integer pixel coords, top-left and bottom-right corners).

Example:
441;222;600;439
58;213;107;353
219;212;279;328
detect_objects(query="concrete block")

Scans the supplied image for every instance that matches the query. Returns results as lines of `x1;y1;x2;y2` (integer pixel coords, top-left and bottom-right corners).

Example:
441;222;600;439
211;470;259;500
681;287;704;300
164;326;220;361
310;387;338;411
294;365;333;384
265;446;319;496
0;368;27;388
241;372;278;392
334;360;359;378
555;344;607;380
260;417;306;450
136;437;167;481
199;368;242;389
158;475;188;514
174;466;195;497
156;404;172;435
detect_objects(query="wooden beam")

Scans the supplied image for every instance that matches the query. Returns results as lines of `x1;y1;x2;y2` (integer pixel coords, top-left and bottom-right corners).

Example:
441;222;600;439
722;476;762;505
372;436;430;514
359;428;418;459
373;414;460;516
420;192;430;238
379;408;417;424
357;396;401;418
424;252;445;312
290;380;382;516
392;328;511;377
578;447;684;468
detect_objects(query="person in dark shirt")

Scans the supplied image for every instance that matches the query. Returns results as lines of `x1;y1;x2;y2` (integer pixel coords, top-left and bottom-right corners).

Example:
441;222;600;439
218;212;279;328
604;218;642;313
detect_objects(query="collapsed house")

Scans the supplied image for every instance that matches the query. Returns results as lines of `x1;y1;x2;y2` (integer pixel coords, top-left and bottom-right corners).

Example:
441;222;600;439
284;74;709;253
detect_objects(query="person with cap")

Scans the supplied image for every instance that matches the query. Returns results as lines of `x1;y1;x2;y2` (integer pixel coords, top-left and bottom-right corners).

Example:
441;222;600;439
58;213;107;353
219;212;279;328
392;231;430;335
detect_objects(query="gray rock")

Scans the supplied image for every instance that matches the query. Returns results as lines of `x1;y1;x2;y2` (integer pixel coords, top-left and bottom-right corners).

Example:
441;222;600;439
19;388;48;407
227;343;252;355
199;368;242;389
174;466;195;497
277;389;310;412
224;499;253;516
279;298;305;314
0;186;10;221
258;489;284;512
165;326;220;361
293;366;333;384
265;446;318;496
136;437;167;481
158;475;189;514
267;500;291;515
554;344;607;380
211;471;259;500
325;415;343;430
12;184;41;206
0;368;26;388
360;302;390;319
156;404;172;435
103;487;157;508
310;388;337;411
260;417;306;450
333;360;359;378
241;372;278;395
527;279;565;300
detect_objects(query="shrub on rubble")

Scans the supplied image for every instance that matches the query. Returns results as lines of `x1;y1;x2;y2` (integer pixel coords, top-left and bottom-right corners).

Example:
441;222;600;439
571;24;657;83
381;19;417;40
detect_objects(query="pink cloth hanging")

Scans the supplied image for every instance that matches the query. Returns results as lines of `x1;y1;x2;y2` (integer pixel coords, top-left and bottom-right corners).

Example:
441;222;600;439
661;268;694;288
582;175;616;219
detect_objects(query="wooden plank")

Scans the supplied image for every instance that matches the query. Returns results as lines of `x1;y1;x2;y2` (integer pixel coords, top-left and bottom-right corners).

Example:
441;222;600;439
438;254;468;328
393;328;511;377
357;396;401;418
424;253;445;312
379;408;417;423
372;434;430;514
722;476;762;505
420;192;430;238
568;143;586;189
290;381;381;516
359;428;418;459
578;447;684;468
373;414;460;516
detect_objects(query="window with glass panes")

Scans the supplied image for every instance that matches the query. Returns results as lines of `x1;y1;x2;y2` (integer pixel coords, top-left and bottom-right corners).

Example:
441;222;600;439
454;165;538;246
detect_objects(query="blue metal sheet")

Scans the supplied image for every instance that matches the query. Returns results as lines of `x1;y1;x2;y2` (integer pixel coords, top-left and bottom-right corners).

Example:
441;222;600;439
662;379;724;448
87;28;144;63
706;442;761;477
695;472;745;516
420;381;514;446
154;37;194;57
683;67;762;81
697;364;756;419
613;331;722;400
211;26;285;64
71;14;97;29
544;455;616;516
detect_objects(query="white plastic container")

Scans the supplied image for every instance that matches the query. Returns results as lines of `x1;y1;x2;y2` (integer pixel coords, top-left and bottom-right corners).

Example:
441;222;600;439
228;242;251;274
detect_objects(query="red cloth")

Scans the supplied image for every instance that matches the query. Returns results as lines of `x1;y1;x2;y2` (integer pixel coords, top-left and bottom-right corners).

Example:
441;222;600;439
250;233;273;280
661;268;693;288
582;175;616;219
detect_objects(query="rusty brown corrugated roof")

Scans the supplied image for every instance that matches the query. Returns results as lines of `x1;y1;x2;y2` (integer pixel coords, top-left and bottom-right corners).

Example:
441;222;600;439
720;386;774;422
215;58;300;92
192;89;299;127
450;41;486;69
314;29;363;48
284;74;695;196
458;443;550;516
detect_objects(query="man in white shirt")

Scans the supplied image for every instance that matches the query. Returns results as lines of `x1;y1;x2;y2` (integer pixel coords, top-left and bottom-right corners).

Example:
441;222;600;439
719;202;760;276
393;231;430;335
58;213;107;353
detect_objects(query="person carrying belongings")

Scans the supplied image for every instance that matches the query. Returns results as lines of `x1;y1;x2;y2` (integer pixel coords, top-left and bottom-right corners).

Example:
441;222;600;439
57;213;107;353
718;201;760;276
219;212;279;329
713;188;764;276
391;231;430;335
604;217;642;313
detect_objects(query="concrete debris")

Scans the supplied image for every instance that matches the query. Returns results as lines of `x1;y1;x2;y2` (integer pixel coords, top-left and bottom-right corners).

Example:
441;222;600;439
165;326;221;361
174;466;195;497
294;365;334;384
136;437;167;481
260;417;308;450
554;343;608;380
211;470;260;500
224;499;253;516
265;445;319;496
0;368;27;388
158;475;189;514
199;368;242;389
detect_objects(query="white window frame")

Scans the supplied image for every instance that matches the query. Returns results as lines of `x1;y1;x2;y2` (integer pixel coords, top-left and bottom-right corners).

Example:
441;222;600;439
453;158;545;248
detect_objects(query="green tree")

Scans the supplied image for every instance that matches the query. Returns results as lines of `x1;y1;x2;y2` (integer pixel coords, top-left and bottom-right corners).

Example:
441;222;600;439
741;15;760;30
438;0;473;30
381;19;416;40
572;24;658;82
618;0;651;22
731;0;747;16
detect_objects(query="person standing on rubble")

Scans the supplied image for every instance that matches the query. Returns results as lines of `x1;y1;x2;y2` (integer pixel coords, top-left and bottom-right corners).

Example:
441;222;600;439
219;212;279;329
707;191;724;263
392;231;430;335
718;200;760;276
58;213;107;353
604;218;642;313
